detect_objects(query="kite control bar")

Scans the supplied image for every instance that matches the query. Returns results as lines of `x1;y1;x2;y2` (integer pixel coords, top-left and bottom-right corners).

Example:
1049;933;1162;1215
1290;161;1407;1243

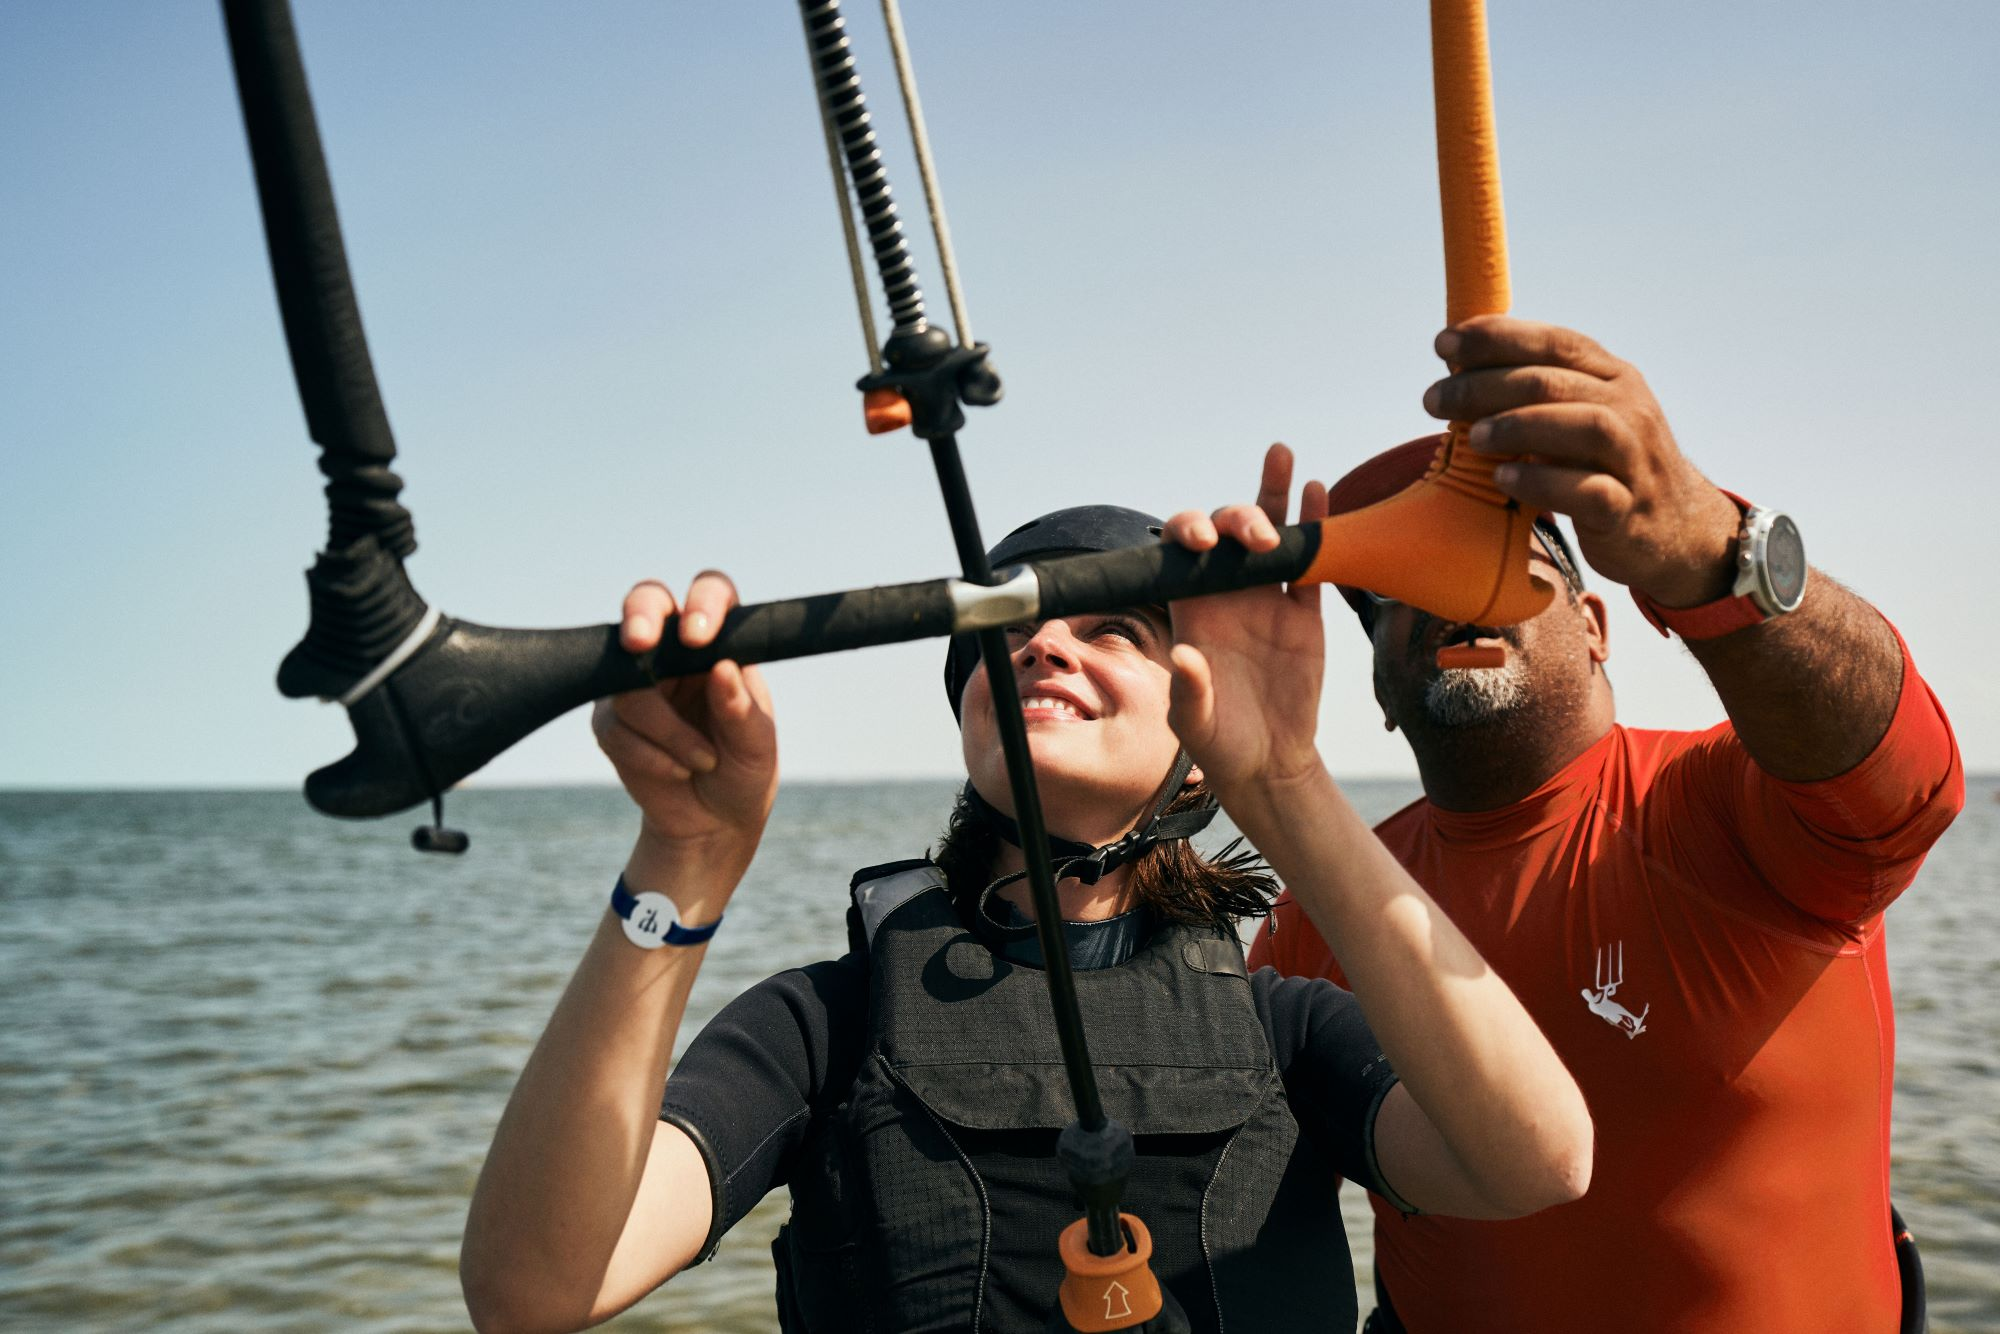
290;525;1324;820
223;0;1547;836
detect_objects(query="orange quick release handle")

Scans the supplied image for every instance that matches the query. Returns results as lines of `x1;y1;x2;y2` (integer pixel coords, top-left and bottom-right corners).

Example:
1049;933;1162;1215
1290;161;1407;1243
1055;1214;1165;1332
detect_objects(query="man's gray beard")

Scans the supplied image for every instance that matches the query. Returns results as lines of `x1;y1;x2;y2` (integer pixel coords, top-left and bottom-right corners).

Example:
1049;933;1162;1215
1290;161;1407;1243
1422;662;1529;726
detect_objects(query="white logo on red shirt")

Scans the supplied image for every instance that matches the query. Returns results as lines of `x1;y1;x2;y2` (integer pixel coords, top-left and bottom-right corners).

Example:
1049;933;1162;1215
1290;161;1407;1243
1582;941;1650;1039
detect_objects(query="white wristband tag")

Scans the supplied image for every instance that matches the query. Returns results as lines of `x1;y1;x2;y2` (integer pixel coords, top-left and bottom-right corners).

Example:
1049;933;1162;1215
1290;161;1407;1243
611;876;722;949
620;890;679;950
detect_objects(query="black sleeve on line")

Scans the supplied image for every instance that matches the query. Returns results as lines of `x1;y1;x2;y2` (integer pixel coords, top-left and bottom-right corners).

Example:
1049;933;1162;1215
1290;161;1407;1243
1251;965;1406;1202
658;952;870;1264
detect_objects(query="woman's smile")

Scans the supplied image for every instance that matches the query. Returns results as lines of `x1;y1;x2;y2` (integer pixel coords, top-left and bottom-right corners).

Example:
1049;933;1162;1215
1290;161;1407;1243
1018;684;1095;722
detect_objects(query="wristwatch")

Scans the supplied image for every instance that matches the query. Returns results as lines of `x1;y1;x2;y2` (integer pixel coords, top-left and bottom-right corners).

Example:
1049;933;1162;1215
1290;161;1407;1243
1631;491;1808;640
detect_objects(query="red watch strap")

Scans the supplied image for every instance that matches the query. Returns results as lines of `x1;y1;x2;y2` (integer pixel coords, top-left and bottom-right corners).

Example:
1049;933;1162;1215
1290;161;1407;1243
1630;586;1767;640
1629;489;1763;640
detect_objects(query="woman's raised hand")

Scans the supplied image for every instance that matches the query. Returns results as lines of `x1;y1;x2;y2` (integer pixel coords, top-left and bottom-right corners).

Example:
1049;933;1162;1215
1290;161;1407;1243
593;573;779;874
1161;444;1329;800
466;575;774;1325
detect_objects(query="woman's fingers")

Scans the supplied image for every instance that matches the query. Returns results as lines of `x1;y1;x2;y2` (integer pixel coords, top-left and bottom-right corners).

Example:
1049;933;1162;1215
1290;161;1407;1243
611;571;756;774
1167;445;1295;555
1208;502;1279;550
593;697;695;782
1290;478;1330;608
738;661;775;720
1255;443;1295;526
1166;643;1217;752
598;572;779;846
1299;477;1330;524
678;570;741;649
621;580;677;653
610;687;720;775
703;661;779;766
621;570;741;658
1162;507;1220;551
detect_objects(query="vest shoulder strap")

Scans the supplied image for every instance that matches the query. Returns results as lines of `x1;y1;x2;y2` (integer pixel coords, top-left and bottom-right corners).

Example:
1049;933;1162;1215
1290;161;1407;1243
850;859;948;949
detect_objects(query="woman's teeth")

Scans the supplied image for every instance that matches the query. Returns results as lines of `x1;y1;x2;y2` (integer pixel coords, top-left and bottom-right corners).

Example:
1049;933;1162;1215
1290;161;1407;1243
1021;697;1084;720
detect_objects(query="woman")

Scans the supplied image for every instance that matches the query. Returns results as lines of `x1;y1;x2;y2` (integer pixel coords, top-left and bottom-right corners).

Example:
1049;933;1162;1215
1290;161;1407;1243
460;447;1591;1333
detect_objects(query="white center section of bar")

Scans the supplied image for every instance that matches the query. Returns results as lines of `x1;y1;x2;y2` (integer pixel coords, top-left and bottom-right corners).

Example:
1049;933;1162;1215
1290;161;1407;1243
947;565;1041;632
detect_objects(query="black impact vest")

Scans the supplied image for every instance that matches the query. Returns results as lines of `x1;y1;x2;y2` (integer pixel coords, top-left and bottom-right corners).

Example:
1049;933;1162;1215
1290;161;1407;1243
772;861;1352;1333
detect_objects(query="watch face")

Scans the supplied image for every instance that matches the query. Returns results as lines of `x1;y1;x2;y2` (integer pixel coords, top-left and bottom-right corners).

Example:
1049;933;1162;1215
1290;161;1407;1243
1764;514;1807;610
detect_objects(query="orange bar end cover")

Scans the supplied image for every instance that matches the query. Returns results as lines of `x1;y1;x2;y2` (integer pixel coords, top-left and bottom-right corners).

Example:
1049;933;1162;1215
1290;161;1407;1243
1299;436;1554;626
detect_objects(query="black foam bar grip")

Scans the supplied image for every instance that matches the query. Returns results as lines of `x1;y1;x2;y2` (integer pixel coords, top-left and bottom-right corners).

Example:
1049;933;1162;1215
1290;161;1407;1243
1034;523;1321;618
646;579;960;678
306;529;1324;820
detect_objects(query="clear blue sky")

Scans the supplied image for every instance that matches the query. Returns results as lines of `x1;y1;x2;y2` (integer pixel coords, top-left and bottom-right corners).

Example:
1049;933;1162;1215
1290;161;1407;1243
3;2;1995;797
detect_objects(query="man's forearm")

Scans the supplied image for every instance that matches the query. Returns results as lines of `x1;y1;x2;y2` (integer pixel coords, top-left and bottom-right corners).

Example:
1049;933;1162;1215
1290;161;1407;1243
1684;570;1903;782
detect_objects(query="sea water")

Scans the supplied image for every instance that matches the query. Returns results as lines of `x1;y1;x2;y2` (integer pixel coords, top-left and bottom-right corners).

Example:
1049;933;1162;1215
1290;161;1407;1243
3;780;1997;1332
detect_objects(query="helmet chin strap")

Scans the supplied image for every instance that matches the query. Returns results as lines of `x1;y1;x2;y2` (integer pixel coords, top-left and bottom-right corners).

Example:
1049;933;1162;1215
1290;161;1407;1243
965;748;1217;900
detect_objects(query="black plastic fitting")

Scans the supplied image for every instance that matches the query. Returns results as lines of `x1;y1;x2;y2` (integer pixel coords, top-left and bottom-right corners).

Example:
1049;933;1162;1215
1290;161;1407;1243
859;329;1003;440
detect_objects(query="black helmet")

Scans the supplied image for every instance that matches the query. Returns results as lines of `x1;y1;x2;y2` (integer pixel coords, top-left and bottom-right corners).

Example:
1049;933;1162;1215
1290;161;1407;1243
942;504;1164;717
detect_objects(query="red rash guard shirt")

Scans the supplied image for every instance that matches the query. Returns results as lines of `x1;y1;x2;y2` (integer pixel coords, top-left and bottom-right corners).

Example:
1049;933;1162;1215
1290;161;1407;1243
1250;631;1962;1332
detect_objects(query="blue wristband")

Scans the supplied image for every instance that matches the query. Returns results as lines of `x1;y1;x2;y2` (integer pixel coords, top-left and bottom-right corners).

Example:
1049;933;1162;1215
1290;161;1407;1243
611;875;723;949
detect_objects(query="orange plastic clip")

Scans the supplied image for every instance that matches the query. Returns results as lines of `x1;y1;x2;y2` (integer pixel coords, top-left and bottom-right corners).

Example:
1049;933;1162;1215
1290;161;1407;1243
1055;1214;1165;1332
863;386;913;435
1437;643;1507;670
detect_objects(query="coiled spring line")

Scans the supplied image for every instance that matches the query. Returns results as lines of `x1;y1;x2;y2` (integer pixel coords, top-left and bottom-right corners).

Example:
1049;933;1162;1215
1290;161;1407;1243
800;0;973;362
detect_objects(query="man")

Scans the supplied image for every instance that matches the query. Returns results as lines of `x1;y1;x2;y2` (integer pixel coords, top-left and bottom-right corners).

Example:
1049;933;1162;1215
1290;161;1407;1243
1250;316;1964;1331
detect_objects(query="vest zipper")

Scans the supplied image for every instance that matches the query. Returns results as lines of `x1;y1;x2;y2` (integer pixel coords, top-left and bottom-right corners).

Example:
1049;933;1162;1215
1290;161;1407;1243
1198;1129;1238;1332
884;1058;994;1331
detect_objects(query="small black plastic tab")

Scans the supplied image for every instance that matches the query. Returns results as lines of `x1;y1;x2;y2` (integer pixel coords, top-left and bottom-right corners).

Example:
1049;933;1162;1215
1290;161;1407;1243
411;795;468;855
412;824;469;854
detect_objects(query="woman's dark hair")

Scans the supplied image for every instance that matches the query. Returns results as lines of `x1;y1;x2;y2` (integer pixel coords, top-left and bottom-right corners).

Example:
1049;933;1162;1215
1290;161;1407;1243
930;784;1279;930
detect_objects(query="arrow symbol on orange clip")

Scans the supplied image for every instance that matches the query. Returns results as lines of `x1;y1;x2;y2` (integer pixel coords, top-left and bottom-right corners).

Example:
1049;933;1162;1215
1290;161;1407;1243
1103;1280;1132;1320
